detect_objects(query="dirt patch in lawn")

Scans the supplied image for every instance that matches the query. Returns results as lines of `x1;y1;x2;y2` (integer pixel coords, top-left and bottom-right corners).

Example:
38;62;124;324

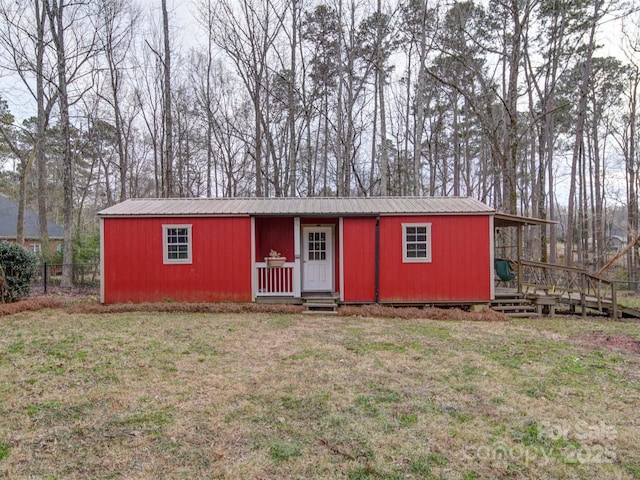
579;332;640;355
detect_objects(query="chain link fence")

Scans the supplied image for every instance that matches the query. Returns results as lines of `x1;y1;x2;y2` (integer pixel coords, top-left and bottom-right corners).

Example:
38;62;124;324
30;263;100;295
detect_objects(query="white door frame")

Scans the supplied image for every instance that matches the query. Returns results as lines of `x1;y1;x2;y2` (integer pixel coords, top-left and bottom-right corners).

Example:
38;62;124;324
301;225;334;292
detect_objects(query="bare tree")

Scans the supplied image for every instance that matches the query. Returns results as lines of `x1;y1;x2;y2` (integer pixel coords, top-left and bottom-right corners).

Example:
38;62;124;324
0;0;59;258
622;19;640;288
209;0;284;197
565;0;604;266
45;0;97;286
160;0;173;197
95;0;139;203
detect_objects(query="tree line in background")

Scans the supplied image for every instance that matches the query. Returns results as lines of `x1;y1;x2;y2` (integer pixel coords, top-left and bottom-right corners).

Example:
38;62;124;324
0;0;639;287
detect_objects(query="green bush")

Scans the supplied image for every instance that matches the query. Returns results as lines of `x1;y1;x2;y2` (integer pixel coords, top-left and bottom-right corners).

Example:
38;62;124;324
73;231;100;264
0;241;38;303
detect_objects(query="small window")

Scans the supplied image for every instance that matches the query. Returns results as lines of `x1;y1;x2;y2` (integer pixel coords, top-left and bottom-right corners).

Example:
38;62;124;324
163;225;192;264
402;223;432;263
31;244;42;254
308;231;327;260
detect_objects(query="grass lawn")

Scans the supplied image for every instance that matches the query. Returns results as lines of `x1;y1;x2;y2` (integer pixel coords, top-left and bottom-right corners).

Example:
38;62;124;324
1;310;639;479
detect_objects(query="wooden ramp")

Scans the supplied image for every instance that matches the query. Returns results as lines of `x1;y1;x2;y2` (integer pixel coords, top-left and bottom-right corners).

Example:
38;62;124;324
513;260;640;319
555;292;640;319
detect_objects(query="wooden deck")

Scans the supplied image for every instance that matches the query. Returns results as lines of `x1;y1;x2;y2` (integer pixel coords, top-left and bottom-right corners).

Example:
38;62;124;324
497;261;640;319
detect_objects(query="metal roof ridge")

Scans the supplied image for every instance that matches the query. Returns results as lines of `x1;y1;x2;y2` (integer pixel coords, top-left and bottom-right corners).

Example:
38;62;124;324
123;195;478;200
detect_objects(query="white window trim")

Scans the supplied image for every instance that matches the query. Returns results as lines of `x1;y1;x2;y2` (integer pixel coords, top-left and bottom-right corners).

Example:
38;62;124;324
163;224;193;265
402;223;432;263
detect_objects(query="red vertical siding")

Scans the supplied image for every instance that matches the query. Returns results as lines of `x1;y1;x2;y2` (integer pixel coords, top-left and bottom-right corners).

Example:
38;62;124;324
378;215;491;302
255;217;294;260
342;217;377;302
103;216;252;303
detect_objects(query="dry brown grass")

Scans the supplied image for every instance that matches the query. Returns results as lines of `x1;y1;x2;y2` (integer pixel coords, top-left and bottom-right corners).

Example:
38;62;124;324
7;294;509;322
65;300;306;315
0;297;64;316
1;311;639;479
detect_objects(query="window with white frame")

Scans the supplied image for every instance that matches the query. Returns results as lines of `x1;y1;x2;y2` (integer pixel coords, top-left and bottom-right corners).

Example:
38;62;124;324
402;223;432;263
30;243;42;255
163;225;192;264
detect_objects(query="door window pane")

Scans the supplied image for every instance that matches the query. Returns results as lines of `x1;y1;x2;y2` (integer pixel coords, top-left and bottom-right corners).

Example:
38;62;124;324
308;230;327;261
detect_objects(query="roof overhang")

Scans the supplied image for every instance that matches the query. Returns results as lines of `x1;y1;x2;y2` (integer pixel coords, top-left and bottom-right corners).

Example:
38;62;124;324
494;212;557;228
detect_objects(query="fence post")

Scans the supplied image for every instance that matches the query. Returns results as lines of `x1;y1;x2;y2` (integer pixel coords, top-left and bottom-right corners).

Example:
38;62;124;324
580;272;586;318
43;262;47;294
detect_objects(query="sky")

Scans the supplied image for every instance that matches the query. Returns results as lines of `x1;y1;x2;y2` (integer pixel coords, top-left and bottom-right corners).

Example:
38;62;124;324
2;0;633;121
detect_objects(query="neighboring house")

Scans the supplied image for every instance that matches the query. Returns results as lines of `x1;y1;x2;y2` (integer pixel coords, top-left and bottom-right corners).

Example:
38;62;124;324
98;197;511;306
606;228;626;252
606;235;626;252
0;195;64;255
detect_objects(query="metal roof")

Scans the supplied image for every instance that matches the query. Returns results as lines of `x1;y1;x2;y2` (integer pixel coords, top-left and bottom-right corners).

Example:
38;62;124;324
98;196;494;217
0;195;64;239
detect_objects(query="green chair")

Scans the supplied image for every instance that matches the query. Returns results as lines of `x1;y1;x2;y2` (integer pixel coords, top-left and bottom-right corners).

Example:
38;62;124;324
494;259;516;282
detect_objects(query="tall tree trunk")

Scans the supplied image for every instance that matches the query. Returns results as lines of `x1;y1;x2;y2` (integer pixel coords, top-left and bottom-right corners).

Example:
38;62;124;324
335;0;344;196
627;67;639;289
591;101;604;269
206;8;215;198
47;0;74;287
369;74;378;194
566;0;601;266
16;154;35;246
412;0;428;196
36;0;50;259
504;0;524;214
288;0;298;197
376;0;388;196
452;96;460;196
161;0;173;197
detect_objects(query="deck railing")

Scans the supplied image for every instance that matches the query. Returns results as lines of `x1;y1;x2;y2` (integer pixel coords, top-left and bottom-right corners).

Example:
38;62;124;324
255;262;295;296
518;260;617;317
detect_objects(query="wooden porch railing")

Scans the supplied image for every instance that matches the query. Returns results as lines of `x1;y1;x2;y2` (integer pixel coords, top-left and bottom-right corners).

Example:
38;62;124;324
518;260;617;318
255;262;295;296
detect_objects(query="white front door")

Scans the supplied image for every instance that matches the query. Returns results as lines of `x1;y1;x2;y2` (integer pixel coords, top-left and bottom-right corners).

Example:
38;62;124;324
302;226;333;291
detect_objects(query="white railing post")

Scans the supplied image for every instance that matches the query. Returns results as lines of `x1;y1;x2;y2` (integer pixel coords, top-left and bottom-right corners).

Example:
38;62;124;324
293;217;301;298
255;262;295;297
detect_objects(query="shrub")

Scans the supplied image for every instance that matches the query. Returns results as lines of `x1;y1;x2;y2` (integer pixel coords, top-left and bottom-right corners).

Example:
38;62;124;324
0;241;38;303
74;231;100;264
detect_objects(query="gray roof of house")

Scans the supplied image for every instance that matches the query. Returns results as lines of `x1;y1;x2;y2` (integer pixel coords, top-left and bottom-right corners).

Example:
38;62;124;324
0;195;64;239
98;196;494;217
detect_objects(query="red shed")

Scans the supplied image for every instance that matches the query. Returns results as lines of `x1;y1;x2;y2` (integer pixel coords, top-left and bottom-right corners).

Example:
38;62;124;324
98;197;496;305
